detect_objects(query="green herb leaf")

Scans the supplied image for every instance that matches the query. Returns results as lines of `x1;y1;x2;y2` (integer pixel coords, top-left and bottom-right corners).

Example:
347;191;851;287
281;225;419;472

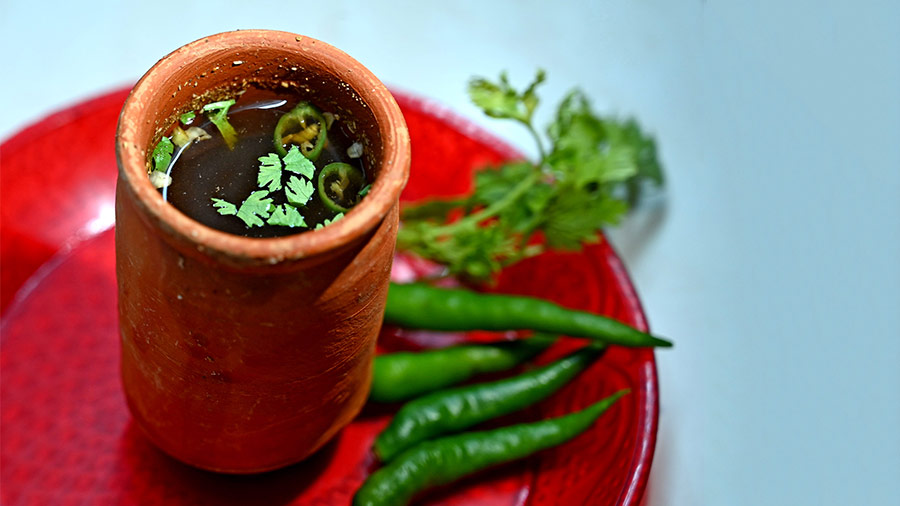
151;136;174;172
235;190;274;228
399;220;518;280
496;179;555;234
521;69;546;121
202;99;235;114
471;162;533;204
397;71;665;282
541;190;627;249
258;153;283;192
315;212;344;230
180;111;196;125
211;198;238;216
468;69;545;124
267;204;308;228
285;175;314;206
546;90;637;188
604;118;664;206
283;145;315;179
202;99;238;150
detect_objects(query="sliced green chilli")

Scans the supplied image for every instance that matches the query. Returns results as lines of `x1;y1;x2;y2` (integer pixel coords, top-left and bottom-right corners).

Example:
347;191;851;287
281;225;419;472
318;162;366;212
274;102;327;159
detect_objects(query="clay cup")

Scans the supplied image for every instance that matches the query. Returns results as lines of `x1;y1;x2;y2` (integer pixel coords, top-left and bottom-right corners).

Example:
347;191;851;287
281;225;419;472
115;30;410;473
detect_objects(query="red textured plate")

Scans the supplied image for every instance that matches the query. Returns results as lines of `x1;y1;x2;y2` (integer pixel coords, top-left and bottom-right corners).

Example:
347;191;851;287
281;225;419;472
0;88;658;505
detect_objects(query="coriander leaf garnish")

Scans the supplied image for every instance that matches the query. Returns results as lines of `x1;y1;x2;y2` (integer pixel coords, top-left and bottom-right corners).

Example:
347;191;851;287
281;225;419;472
235;190;274;228
315;212;344;230
283;145;315;179
258;153;283;191
199;102;363;233
285;175;314;207
202;99;238;150
396;70;664;282
210;146;322;229
211;198;238;216
180;111;196;125
151;136;174;172
267;204;308;228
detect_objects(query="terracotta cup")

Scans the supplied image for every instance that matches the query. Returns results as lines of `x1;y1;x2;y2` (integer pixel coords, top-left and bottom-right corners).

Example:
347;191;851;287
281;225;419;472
115;30;410;473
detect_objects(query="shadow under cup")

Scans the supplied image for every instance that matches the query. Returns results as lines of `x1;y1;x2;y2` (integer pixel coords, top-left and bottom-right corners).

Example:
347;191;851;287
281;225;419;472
114;30;410;473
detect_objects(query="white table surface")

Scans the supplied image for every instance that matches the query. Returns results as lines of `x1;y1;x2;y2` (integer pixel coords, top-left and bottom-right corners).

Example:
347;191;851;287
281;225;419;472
2;1;898;504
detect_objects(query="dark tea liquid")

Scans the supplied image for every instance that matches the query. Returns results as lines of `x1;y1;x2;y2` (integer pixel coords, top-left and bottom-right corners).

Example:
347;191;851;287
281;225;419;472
161;90;366;238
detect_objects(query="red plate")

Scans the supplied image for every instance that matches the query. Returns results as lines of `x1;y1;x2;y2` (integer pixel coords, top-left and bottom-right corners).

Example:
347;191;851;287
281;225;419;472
0;89;658;505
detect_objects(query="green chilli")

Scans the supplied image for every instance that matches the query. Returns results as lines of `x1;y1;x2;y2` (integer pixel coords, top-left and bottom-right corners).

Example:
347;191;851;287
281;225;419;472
384;282;672;348
370;335;557;403
274;102;327;159
373;345;604;462
353;389;630;506
317;162;366;212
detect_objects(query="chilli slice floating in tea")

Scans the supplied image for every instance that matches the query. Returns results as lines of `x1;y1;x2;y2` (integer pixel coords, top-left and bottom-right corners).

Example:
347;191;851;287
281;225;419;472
147;89;370;238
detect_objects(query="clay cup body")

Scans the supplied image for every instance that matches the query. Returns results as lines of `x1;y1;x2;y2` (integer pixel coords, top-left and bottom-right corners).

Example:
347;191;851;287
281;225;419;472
114;30;409;473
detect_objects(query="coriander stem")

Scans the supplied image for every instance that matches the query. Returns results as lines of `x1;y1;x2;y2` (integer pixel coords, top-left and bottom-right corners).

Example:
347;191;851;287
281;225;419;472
524;122;548;166
435;171;540;237
400;196;471;220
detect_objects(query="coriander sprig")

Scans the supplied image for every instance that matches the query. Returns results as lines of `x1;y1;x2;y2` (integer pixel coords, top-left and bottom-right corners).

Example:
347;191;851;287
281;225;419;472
212;145;322;229
396;70;664;282
469;69;547;162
